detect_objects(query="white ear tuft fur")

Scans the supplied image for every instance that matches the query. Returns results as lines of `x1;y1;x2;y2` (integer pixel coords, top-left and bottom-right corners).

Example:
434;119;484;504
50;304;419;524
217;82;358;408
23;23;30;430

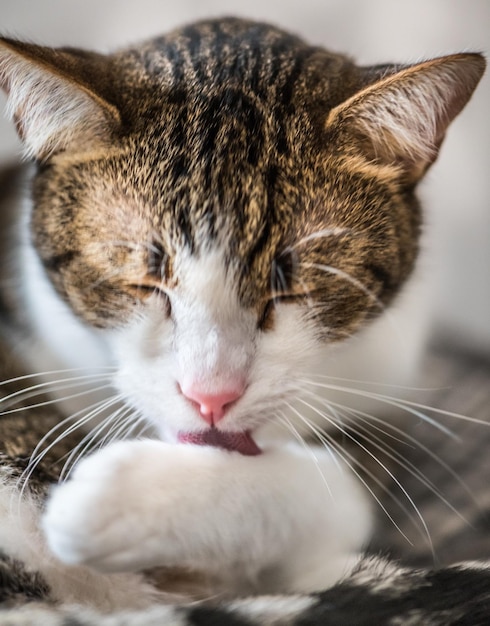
0;39;119;160
328;54;486;180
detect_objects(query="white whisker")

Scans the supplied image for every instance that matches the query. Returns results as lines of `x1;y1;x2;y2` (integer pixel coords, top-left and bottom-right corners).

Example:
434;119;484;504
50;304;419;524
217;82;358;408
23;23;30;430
0;383;114;417
295;396;434;554
0;373;114;409
58;401;130;481
301;261;383;309
333;408;469;525
290;406;415;544
16;393;123;500
307;371;443;393
278;408;334;498
300;378;458;438
286;228;351;250
0;366;116;389
320;395;478;511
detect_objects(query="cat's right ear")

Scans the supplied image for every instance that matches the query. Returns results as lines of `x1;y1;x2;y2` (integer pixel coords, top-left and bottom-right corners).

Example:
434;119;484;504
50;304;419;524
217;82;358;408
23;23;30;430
326;53;485;183
0;38;120;160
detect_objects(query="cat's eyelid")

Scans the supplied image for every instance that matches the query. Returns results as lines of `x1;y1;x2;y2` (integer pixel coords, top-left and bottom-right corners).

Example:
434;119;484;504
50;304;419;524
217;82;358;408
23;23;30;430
130;283;172;317
271;250;297;294
258;292;305;331
147;242;169;279
269;291;307;304
130;282;169;298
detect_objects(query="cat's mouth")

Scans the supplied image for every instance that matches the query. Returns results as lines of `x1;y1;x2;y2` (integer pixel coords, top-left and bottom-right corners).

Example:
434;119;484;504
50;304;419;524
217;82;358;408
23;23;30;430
178;429;262;456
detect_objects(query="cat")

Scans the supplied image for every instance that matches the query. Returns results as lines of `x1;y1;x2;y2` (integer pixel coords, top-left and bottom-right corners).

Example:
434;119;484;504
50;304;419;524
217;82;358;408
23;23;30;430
0;16;488;625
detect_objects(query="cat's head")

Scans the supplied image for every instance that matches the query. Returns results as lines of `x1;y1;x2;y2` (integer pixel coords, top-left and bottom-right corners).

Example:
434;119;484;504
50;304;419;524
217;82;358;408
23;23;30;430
0;19;485;451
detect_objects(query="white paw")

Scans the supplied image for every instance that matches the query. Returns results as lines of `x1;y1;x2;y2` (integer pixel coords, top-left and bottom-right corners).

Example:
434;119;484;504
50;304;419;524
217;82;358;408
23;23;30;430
42;440;211;572
42;438;371;592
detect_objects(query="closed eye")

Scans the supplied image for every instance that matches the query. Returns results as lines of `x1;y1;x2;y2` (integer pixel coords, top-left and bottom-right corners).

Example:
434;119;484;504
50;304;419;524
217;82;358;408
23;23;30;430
130;284;172;316
258;294;306;330
272;294;306;304
271;250;295;294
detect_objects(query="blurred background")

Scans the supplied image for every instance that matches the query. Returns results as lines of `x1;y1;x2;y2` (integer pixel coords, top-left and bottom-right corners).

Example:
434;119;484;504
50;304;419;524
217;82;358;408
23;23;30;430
1;0;488;354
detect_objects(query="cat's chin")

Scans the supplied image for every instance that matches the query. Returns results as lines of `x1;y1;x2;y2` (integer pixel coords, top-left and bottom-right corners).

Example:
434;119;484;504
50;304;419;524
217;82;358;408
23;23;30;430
177;429;262;456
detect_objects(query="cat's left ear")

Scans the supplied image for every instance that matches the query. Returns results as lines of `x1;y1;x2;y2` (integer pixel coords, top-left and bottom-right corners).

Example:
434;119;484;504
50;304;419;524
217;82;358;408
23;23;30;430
327;53;486;182
0;37;120;160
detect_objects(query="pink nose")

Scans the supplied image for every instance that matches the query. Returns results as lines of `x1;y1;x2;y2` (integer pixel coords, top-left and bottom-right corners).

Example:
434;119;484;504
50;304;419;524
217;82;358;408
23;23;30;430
181;385;244;425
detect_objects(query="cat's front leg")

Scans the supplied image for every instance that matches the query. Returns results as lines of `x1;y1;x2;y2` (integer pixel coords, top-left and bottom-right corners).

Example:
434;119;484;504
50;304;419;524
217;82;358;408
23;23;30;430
42;439;370;592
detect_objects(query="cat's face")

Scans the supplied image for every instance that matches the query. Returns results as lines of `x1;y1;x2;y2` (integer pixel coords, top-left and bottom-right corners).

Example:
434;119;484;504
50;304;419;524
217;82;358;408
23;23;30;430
29;122;414;446
0;19;484;449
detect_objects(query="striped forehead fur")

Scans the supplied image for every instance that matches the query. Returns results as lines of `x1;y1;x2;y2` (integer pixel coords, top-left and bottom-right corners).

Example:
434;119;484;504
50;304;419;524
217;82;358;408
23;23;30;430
0;18;484;335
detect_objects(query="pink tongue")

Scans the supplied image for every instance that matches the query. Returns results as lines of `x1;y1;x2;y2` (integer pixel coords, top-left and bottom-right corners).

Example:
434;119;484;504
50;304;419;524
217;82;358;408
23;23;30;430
178;429;261;456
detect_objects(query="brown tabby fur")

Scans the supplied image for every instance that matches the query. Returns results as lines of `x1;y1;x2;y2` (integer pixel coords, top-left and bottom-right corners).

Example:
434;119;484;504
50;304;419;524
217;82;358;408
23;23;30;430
1;18;454;339
0;16;487;624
